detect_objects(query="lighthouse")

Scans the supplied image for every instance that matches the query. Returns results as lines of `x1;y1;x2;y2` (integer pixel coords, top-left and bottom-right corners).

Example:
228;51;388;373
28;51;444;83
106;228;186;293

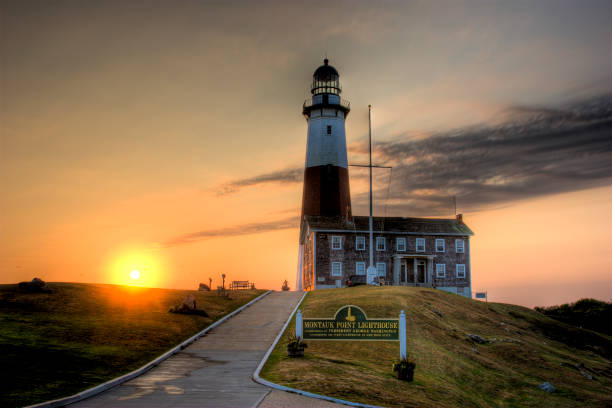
300;58;352;220
297;59;474;294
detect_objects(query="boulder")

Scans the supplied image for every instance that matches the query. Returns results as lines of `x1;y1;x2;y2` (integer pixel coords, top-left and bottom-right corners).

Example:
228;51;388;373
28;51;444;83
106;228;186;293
538;382;555;393
18;277;51;293
467;334;487;344
181;294;197;311
169;294;208;317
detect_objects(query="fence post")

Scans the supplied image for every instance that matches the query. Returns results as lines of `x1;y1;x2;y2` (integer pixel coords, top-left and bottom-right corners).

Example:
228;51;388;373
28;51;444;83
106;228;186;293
399;310;406;360
296;309;303;340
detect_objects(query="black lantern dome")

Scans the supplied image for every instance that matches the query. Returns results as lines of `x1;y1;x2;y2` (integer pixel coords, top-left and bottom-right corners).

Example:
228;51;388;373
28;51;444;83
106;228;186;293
311;58;341;95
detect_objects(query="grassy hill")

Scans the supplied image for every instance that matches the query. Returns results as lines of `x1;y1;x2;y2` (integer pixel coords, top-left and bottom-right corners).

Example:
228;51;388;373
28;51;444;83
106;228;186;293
261;286;612;408
0;282;265;408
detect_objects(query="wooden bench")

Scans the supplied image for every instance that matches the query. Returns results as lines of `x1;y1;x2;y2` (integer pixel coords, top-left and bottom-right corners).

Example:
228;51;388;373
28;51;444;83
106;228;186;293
230;280;250;290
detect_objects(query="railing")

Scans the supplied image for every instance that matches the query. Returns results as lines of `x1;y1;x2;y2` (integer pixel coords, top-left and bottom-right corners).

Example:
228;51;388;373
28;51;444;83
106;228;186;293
303;97;350;111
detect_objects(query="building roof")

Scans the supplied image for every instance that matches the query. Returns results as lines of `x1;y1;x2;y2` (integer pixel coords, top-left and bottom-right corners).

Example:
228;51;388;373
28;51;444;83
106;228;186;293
303;215;474;236
313;58;339;80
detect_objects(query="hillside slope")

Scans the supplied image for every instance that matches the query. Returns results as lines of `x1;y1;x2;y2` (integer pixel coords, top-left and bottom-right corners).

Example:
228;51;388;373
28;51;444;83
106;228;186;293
0;282;264;408
261;286;612;408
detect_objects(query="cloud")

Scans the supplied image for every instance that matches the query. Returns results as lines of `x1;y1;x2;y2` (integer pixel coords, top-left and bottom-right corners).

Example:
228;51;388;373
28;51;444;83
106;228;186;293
218;167;302;195
371;94;612;215
165;216;299;246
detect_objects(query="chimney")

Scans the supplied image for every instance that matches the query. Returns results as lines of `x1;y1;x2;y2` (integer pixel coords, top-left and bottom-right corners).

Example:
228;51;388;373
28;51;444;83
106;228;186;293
456;213;463;224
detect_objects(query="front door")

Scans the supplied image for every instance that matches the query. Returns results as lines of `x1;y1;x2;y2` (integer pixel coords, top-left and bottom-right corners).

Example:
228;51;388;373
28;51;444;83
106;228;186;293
402;259;416;283
416;260;426;283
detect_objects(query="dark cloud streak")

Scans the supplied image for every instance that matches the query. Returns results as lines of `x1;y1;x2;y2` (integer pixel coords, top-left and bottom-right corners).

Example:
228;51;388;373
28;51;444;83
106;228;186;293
165;217;299;246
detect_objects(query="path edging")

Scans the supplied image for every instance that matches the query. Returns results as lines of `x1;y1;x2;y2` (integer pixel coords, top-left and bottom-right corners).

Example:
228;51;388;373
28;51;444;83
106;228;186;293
26;290;273;408
252;292;384;408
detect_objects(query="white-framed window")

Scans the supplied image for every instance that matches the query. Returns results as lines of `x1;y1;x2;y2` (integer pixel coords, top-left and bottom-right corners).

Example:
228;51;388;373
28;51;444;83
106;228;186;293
455;239;465;253
355;262;366;275
436;264;446;278
396;237;406;252
456;264;466;278
376;262;386;277
317;276;325;282
416;238;425;252
356;236;366;251
331;235;342;250
331;261;342;277
435;239;445;252
376;237;386;251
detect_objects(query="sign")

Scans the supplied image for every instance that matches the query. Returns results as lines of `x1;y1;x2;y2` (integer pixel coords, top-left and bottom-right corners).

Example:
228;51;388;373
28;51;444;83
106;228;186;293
475;292;486;299
301;305;399;341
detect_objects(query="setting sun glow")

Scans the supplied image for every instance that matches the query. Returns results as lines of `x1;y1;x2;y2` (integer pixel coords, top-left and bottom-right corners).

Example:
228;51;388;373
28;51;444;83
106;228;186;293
107;250;165;288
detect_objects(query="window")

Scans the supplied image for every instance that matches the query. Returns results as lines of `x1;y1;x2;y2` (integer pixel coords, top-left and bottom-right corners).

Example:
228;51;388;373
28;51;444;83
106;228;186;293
416;238;425;252
376;262;386;277
356;236;365;251
456;264;466;278
376;237;386;251
331;262;342;277
435;239;445;252
317;276;325;282
327;125;332;134
455;239;465;253
331;235;342;250
355;262;366;275
396;237;406;252
436;264;446;278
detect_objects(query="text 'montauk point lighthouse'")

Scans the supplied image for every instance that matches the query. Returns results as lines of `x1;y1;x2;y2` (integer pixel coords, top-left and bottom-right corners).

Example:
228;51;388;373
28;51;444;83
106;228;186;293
297;59;474;296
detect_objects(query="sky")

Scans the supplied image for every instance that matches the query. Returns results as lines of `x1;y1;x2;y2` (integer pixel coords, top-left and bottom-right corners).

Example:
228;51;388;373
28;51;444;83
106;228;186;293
1;0;611;307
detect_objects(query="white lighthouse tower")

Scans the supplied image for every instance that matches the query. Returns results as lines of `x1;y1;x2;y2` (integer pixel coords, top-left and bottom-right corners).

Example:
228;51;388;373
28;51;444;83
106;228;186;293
300;58;352;220
297;59;352;291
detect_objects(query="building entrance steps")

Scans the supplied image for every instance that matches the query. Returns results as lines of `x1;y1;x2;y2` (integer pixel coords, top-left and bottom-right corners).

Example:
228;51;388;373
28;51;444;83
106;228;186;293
69;291;338;408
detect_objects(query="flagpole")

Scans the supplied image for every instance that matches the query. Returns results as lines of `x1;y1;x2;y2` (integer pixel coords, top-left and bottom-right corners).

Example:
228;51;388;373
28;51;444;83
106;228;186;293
367;105;375;284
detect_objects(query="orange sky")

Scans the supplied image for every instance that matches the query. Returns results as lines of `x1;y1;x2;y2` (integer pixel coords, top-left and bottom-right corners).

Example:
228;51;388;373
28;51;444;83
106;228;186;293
1;1;611;307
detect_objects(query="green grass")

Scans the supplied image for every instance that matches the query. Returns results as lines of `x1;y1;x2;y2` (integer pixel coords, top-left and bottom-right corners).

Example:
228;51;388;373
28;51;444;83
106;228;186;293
0;282;265;408
261;286;612;408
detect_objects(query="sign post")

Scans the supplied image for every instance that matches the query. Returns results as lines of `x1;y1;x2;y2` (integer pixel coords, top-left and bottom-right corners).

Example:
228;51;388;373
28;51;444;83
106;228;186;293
296;309;303;339
399;310;406;360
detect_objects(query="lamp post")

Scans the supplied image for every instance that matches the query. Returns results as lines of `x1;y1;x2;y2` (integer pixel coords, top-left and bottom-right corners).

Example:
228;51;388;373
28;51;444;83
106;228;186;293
222;274;226;290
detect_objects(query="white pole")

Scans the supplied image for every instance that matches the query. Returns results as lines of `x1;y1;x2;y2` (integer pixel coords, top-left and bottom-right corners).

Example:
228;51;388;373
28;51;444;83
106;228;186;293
368;105;373;271
296;309;303;339
399;310;406;360
366;105;378;285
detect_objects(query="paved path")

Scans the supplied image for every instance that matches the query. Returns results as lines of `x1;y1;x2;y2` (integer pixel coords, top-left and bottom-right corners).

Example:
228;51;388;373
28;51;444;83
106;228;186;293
70;291;321;408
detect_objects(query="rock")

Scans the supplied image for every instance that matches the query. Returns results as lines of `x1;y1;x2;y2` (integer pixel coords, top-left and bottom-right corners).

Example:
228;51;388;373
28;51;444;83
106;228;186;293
198;283;210;291
169;295;208;317
500;322;505;326
18;277;51;293
432;309;443;318
467;334;487;344
181;294;197;311
576;363;593;380
538;382;555;393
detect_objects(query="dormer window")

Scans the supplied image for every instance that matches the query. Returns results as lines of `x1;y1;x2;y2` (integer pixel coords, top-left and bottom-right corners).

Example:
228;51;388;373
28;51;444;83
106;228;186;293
331;235;342;250
416;238;425;252
376;237;386;251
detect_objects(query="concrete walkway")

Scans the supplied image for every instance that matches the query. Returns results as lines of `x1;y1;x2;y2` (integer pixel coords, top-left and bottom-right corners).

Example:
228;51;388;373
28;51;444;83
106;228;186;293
70;291;334;408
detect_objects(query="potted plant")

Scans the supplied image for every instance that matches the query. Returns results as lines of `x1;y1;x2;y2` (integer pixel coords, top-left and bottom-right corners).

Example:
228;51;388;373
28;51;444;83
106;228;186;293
286;334;307;357
392;358;416;381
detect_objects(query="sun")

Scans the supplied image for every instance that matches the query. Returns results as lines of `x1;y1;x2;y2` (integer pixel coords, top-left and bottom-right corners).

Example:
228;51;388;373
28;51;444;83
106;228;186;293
130;269;141;280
